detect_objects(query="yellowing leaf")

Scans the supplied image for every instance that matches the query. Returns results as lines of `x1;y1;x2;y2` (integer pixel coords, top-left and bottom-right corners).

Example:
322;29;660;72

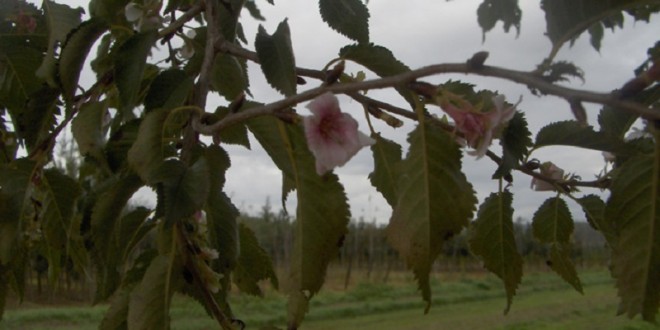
469;191;522;313
606;153;660;321
387;122;476;312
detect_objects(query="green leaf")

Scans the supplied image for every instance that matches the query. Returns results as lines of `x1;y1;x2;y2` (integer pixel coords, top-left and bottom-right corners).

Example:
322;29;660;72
90;173;144;302
58;18;108;105
151;158;210;228
598;106;638;139
233;223;279;296
211;53;249;101
368;133;401;208
20;86;60;152
127;109;172;183
203;146;239;289
114;31;158;112
72;101;107;159
477;0;521;39
541;0;657;52
39;169;82;277
0;268;7;321
35;0;83;87
319;0;370;44
548;243;583;294
213;107;251;149
0;45;43;110
606;152;660;321
532;197;583;293
577;195;617;248
387;122;477;312
0;159;36;265
99;286;130;330
144;69;194;112
106;119;141;172
247;117;350;328
494;112;532;179
255;20;297;96
339;43;412;106
534;121;628;154
469;191;522;314
127;255;178;330
244;1;266;20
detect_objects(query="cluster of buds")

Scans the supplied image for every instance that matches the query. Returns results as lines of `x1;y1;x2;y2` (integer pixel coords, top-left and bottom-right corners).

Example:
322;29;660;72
187;211;221;293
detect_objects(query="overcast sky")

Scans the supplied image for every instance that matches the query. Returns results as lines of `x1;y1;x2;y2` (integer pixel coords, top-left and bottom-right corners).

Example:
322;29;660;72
221;0;659;222
35;0;660;223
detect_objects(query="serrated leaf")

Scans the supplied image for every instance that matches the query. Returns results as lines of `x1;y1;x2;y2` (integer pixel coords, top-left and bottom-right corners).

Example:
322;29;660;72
72;101;106;158
368;133;401;207
577;195;617;248
211;53;249;101
0;45;43;110
469;191;522;314
18;86;60;152
541;0;657;52
319;0;370;44
244;1;265;21
247;117;350;328
128;109;172;183
339;43;412;106
116;207;153;264
255;20;296;96
35;0;83;87
549;243;583;293
91;173;144;302
203;146;239;295
151;158;210;228
114;31;158;112
387;122;477;312
598;84;658;139
494;112;532;179
606;152;660;321
588;22;604;51
233;223;278;296
477;0;521;39
58;18;108;105
144;69;194;112
534;121;628;154
0;159;36;265
532;197;583;293
532;197;574;244
213;107;251;149
127;255;179;330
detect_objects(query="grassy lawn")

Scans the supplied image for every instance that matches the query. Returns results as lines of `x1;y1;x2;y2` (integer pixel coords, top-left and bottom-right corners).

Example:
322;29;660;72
1;270;656;330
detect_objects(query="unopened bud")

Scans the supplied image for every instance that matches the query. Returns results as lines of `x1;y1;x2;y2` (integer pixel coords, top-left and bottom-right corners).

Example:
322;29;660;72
467;51;489;70
325;61;345;85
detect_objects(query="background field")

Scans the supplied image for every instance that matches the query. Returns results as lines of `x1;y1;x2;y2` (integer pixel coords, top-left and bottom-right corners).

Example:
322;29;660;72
2;269;656;330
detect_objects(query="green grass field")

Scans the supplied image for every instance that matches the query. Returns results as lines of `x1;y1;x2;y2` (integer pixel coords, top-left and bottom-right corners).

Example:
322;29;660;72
1;270;656;330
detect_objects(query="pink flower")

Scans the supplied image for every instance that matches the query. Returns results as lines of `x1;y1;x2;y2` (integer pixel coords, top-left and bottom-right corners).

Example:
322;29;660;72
438;93;518;158
303;93;375;175
531;162;565;191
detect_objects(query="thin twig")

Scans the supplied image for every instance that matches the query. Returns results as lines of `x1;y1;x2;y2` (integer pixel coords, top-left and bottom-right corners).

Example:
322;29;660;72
159;3;204;38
